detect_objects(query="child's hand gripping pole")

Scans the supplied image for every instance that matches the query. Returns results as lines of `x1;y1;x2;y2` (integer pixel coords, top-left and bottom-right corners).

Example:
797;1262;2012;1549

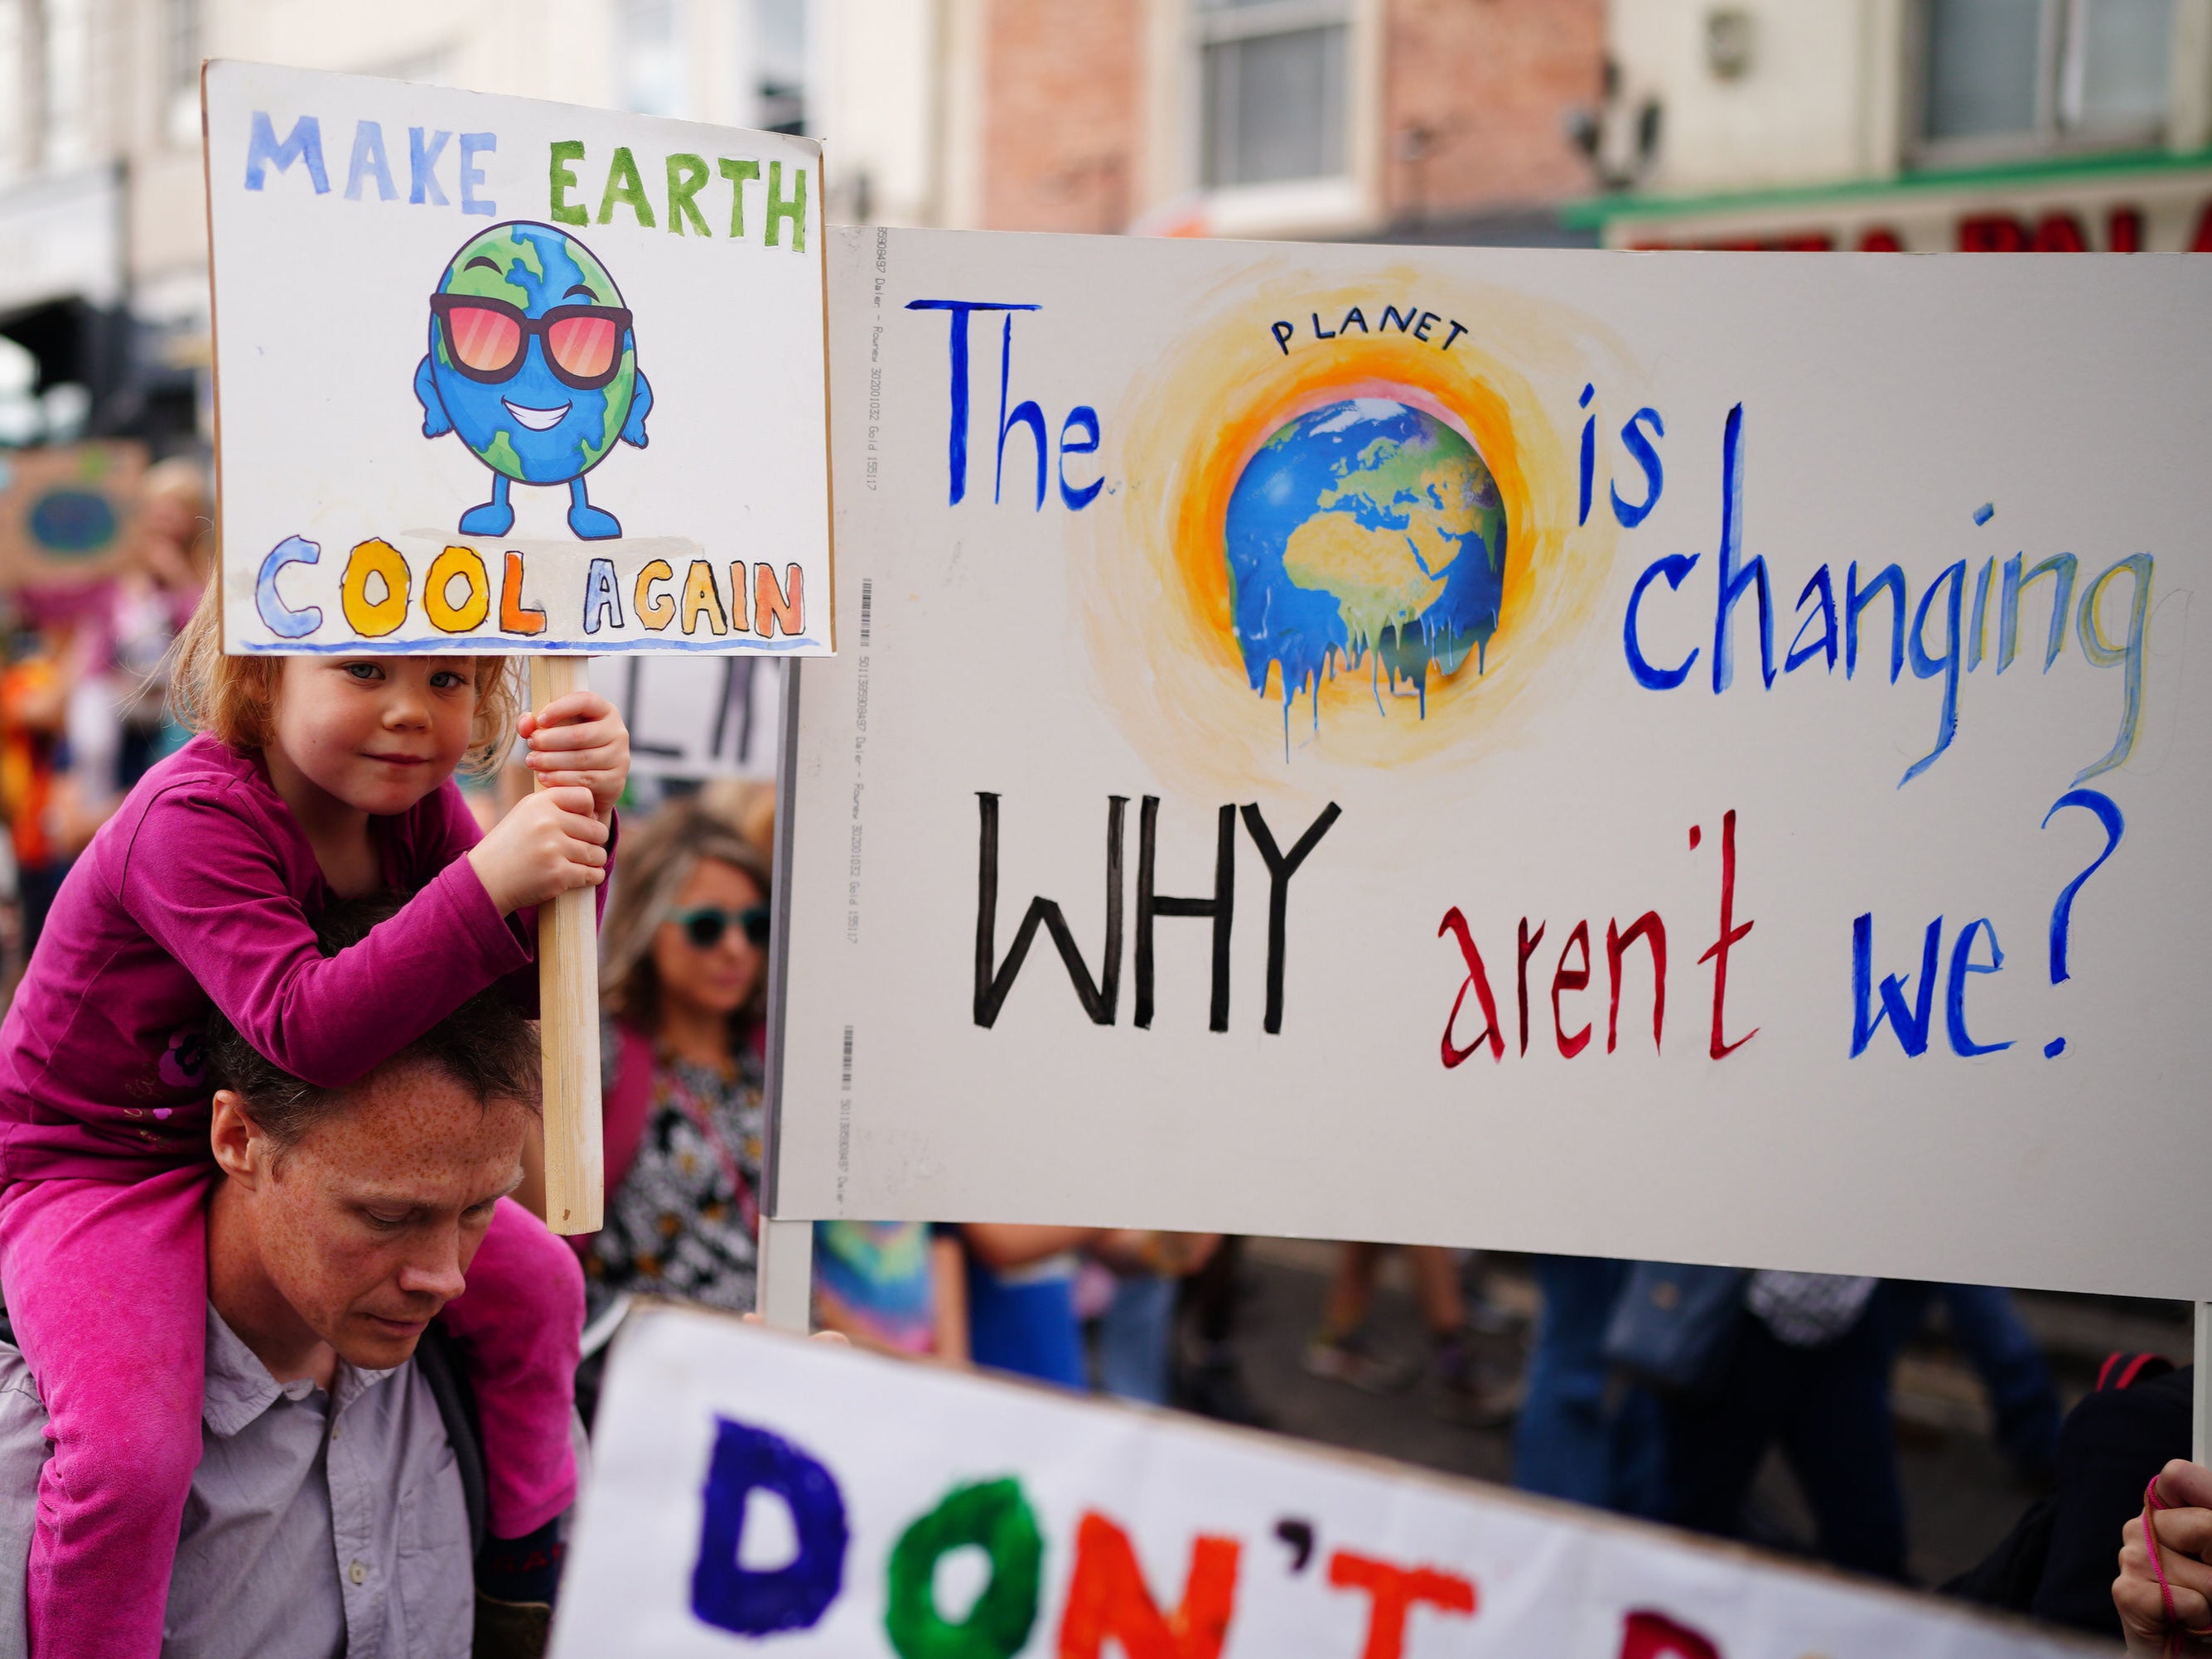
530;656;604;1234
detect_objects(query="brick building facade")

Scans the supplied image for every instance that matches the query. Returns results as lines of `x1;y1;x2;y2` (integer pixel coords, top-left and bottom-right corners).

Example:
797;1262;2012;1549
1379;0;1602;230
946;0;1602;240
980;0;1147;234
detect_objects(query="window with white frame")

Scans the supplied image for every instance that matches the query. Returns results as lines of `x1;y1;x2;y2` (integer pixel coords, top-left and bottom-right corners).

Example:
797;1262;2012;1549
1919;0;2173;156
756;0;805;133
39;0;92;172
1196;0;1350;191
0;0;22;184
621;0;684;118
164;0;199;145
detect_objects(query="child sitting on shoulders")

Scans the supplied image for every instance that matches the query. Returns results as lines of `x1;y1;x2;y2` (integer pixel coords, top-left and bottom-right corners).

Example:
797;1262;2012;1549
0;589;629;1657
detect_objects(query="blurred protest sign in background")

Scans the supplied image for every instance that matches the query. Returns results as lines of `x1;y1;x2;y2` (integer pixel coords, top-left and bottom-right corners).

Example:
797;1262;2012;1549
0;443;145;592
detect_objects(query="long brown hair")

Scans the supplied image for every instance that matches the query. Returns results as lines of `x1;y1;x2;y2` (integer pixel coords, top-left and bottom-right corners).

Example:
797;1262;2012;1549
601;796;774;1035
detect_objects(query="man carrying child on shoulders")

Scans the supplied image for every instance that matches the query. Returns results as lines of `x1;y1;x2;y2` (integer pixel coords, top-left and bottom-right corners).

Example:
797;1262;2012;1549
0;901;569;1659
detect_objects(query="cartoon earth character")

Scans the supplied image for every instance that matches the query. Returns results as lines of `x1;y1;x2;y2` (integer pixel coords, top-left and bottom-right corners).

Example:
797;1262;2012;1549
413;221;653;540
1224;396;1506;722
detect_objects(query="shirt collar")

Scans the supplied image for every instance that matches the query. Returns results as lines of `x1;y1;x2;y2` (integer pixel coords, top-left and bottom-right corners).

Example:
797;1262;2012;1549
201;1304;399;1439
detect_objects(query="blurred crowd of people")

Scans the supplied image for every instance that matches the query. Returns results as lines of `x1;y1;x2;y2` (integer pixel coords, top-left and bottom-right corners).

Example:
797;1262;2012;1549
0;452;2167;1653
0;460;211;981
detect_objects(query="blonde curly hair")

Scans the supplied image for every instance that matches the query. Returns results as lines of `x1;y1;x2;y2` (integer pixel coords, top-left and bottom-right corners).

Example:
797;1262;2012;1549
166;583;520;777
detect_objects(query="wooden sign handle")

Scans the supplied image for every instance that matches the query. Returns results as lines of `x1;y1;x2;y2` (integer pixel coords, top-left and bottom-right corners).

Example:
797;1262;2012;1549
530;656;605;1235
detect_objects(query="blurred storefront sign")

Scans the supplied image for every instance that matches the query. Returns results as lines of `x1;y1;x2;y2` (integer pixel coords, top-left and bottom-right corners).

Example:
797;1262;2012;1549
1567;151;2212;254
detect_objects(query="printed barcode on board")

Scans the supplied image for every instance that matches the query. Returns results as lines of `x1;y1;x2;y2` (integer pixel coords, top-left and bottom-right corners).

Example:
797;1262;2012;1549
841;1025;854;1091
860;578;872;646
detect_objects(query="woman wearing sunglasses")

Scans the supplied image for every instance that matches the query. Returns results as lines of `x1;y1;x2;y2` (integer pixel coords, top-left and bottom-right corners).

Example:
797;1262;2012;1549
526;798;775;1419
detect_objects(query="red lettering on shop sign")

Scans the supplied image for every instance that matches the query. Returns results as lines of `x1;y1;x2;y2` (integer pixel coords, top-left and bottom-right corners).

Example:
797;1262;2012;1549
2031;212;2090;251
1620;1608;1723;1659
1630;196;2202;253
1958;214;2030;252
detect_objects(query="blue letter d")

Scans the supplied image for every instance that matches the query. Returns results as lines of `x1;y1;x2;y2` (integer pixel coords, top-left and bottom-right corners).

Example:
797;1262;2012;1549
691;1417;848;1637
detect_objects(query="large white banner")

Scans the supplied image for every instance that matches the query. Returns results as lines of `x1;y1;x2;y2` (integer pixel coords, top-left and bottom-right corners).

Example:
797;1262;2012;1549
205;61;832;655
553;1304;2095;1657
772;227;2212;1299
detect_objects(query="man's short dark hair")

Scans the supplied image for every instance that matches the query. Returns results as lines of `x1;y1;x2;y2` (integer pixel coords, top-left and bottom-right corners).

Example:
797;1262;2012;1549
205;893;542;1150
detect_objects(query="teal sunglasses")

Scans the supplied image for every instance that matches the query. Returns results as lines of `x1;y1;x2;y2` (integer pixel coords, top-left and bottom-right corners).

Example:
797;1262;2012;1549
669;904;771;950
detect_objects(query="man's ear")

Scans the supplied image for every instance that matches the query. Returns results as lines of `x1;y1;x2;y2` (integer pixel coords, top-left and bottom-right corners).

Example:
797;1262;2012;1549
209;1089;266;1187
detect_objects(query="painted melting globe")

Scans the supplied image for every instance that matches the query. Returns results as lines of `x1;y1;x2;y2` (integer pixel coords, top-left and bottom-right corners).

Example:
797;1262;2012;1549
1224;397;1506;723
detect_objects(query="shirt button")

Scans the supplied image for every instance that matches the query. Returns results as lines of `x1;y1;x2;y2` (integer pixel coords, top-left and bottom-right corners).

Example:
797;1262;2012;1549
349;1560;366;1586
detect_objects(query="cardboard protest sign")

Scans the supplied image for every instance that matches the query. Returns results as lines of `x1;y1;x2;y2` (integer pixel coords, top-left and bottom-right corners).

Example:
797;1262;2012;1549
770;228;2212;1300
0;443;147;590
591;654;780;780
553;1303;2095;1657
202;60;832;656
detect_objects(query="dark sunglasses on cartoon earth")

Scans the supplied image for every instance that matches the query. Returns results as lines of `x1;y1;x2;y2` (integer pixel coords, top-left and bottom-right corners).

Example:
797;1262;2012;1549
669;904;771;950
429;293;633;390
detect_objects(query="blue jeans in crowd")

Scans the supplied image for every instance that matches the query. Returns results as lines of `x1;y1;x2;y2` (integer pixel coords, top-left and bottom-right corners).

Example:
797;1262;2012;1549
1513;1255;1666;1518
1094;1272;1179;1405
1884;1280;2060;1477
1664;1289;1907;1580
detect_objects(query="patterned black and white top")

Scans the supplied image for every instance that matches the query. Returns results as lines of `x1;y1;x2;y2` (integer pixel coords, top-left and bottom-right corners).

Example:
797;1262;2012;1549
582;1017;765;1324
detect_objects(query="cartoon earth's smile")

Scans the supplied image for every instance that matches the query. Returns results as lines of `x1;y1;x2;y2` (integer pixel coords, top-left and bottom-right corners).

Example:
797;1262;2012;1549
413;221;654;542
503;399;572;431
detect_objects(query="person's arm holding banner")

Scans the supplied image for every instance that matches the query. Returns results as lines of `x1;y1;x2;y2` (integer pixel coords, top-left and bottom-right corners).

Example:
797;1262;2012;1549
2117;1460;2212;1654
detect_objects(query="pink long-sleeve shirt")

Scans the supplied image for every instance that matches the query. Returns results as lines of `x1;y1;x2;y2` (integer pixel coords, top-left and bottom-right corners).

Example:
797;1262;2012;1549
0;733;536;1183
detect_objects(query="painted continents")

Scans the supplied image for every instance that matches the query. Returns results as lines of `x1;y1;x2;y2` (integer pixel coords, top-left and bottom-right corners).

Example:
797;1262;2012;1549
1224;398;1507;718
427;222;640;486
